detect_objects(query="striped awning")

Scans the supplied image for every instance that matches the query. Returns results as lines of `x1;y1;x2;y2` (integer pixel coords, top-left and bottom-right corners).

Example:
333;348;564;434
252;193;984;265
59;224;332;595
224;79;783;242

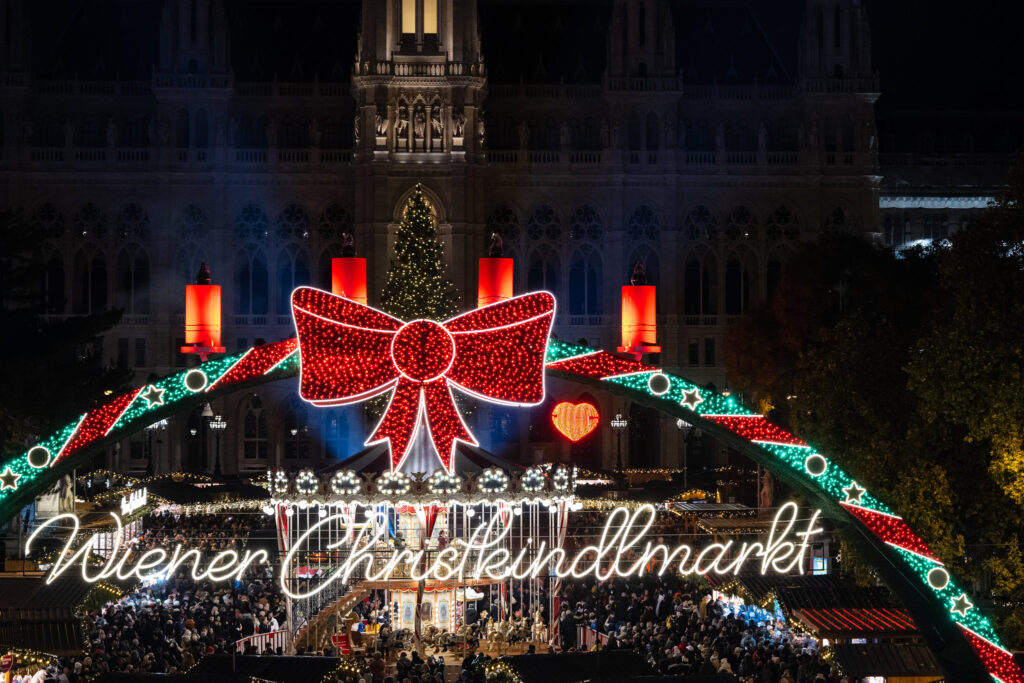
794;607;917;637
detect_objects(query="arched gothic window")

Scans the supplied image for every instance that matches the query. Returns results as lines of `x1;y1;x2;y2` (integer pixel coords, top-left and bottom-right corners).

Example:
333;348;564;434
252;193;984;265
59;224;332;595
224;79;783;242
32;203;65;240
627;206;659;241
116;203;149;240
318;204;353;241
766;206;800;240
725;206;758;241
684;205;717;242
72;248;107;314
569;245;602;316
527;246;560;294
116;246;150;315
176;109;190;148
235;203;269;241
323;410;351;459
486;205;520;245
235;247;269;316
526;205;560;241
645;112;660;151
42;252;65;313
276;203;311;241
242;395;268;461
824;207;856;236
73;203;107;240
569;205;602;241
683;248;716;316
176;204;208;239
195;109;209;148
276;246;311;314
283;400;310;460
725;248;757;315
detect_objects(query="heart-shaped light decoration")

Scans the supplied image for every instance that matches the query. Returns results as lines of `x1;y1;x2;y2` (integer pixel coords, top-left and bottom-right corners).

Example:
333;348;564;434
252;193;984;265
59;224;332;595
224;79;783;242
551;401;600;442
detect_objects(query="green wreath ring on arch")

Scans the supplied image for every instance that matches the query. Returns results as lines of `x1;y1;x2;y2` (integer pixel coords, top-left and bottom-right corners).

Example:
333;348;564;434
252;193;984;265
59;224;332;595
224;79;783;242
0;337;1018;682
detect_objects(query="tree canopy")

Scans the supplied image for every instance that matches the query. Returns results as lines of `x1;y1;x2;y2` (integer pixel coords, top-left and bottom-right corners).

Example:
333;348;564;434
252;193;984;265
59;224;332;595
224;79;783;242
723;159;1024;644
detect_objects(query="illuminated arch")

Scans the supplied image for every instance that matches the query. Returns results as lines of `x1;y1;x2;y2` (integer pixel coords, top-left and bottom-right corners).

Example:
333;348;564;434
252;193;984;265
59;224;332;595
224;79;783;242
0;337;1018;682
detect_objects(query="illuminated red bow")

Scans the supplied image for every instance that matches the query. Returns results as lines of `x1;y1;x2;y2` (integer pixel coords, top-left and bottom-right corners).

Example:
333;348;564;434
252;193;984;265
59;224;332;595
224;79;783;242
291;288;555;472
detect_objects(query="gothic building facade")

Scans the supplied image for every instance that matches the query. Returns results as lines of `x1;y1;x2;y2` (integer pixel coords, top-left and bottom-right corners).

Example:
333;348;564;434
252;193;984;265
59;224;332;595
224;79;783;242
0;0;1014;475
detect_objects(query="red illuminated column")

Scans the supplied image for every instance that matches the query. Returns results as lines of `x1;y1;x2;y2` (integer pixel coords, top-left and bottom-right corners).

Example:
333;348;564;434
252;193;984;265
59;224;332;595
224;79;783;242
618;285;660;354
478;257;513;308
182;284;226;355
331;257;368;305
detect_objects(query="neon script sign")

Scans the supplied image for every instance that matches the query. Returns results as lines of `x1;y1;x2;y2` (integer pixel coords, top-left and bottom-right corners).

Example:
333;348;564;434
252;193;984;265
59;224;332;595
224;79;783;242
120;487;147;516
28;503;822;599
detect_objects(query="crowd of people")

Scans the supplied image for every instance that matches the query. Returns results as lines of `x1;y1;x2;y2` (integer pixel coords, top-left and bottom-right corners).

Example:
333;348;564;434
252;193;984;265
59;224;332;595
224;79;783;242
33;512;286;682
556;574;848;683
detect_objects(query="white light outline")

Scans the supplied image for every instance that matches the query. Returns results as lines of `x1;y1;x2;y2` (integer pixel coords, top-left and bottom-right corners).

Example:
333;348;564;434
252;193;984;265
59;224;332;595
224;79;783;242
0;467;22;490
927;567;950;590
956;622;1015;657
478;467;510;494
141;384;166;407
183;369;208;393
27;446;52;469
647;372;671;396
950;592;974;617
331;470;362;497
389;319;457;383
601;369;662;382
545;348;601;365
679;388;704;410
520;467;545;493
264;346;300;375
296;469;319;496
803;454;828;477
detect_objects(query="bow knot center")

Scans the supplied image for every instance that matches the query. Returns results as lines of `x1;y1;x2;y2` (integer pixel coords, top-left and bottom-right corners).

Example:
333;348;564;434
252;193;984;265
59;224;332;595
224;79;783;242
390;320;456;382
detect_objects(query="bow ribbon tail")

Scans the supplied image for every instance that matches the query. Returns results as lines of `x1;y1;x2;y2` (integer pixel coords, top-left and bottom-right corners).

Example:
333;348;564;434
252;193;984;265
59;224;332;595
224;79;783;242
372;377;423;471
422;381;475;472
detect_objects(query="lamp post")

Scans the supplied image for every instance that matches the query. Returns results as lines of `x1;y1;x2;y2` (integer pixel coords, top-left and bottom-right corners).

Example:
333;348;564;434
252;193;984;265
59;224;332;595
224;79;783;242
209;413;227;477
144;419;167;477
610;413;629;472
676;419;693;490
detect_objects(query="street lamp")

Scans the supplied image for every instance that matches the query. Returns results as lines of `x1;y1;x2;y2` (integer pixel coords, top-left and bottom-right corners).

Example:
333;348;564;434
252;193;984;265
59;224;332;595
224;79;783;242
676;419;693;489
610;413;629;472
144;419;167;477
209;412;227;477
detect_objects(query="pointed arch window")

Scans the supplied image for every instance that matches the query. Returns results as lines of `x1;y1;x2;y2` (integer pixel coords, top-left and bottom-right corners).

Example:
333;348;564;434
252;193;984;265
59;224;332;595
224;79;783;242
243;395;268;461
526;205;560;240
323;410;351;460
235;203;269;241
725;248;757;315
627;206;659;242
283;400;310;460
683;248;716;317
684;205;717;242
235;246;269;316
116;246;150;315
569;245;602;317
725;206;758;242
569;205;603;241
277;203;311;241
72;248;108;314
527;246;560;295
276;246;311;315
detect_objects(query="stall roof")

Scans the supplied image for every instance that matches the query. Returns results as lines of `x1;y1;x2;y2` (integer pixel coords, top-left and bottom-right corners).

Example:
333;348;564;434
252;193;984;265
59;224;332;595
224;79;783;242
831;642;939;679
794;607;918;638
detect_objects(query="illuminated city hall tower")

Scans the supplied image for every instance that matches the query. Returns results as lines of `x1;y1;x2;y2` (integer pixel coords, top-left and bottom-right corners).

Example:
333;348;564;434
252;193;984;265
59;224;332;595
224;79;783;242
351;0;488;298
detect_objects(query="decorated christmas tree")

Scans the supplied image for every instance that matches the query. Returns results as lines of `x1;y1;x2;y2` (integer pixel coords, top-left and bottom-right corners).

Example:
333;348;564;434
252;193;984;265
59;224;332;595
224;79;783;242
381;184;459;320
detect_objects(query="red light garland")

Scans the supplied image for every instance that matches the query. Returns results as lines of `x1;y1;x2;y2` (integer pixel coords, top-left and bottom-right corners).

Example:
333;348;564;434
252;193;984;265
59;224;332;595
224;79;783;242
706;415;807;446
840;502;939;562
545;350;658;380
959;625;1024;683
551;401;600;442
292;287;554;471
58;387;143;462
207;338;298;391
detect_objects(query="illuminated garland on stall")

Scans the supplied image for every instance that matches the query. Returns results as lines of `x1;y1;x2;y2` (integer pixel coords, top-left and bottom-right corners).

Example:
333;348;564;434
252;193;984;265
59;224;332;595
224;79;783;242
0;327;1021;680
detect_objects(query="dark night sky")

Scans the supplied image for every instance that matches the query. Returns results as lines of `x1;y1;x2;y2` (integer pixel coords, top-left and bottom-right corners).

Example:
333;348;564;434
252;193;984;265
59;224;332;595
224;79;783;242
867;0;1023;107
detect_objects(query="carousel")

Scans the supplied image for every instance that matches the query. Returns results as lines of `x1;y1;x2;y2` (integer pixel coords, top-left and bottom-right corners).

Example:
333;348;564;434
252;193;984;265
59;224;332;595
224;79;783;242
265;251;584;656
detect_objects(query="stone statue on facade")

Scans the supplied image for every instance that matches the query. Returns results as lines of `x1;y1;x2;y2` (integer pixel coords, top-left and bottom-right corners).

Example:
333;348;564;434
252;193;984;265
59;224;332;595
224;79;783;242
678;120;687;149
413;109;426;140
266;118;278;147
663;117;675;149
599;119;610;148
452;108;466;138
758;470;774;512
215;123;226;148
476;111;486;149
758;121;768;151
431;105;444;136
489;232;503;257
559;120;570;150
396;103;409;139
715;123;725;153
105;118;118;147
517;120;529;149
375;104;389;137
308;118;322;147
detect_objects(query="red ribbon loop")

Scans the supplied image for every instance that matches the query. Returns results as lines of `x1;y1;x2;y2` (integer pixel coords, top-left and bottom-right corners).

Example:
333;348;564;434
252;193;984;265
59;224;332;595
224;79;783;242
292;288;555;471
